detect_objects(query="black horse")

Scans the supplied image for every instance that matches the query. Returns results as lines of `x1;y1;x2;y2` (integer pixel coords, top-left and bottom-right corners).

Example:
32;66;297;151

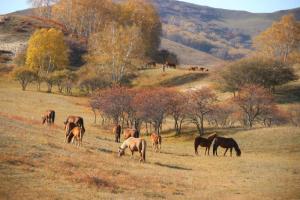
194;133;217;155
213;136;241;157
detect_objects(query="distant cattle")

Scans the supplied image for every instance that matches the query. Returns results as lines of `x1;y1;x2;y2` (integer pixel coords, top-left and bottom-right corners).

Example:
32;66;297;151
165;62;176;69
146;61;156;68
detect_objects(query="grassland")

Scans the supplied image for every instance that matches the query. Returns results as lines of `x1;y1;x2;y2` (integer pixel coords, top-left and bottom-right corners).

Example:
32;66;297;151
1;76;300;200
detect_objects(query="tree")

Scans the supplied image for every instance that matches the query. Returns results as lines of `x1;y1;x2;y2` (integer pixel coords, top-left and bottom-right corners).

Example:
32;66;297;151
11;67;37;90
119;0;162;59
52;0;116;39
207;101;237;128
28;0;57;19
87;24;143;84
26;28;69;92
167;90;188;135
220;57;297;94
254;14;300;63
187;88;217;135
234;84;277;128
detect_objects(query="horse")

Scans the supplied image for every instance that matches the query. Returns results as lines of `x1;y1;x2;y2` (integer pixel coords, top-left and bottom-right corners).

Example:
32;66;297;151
113;124;121;143
165;61;176;69
64;116;85;132
194;133;217;155
65;122;77;143
150;132;161;152
146;61;156;68
123;128;139;140
42;110;55;125
118;137;146;162
213;136;241;157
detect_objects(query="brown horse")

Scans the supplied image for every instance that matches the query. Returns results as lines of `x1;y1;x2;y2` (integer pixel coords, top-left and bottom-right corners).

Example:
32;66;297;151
113;125;121;143
65;122;77;143
213;136;241;157
42;110;55;125
64;116;85;132
123;128;139;140
194;133;217;155
150;133;161;152
118;137;146;162
165;61;176;69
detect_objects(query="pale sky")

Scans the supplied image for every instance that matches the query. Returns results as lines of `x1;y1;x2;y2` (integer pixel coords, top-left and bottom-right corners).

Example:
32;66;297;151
0;0;299;15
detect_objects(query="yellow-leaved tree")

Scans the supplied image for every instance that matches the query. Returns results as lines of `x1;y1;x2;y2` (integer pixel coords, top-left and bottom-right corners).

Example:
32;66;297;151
254;14;300;63
87;24;143;85
26;28;69;92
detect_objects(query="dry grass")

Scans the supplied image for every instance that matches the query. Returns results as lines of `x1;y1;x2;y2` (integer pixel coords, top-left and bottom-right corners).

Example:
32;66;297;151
0;80;300;200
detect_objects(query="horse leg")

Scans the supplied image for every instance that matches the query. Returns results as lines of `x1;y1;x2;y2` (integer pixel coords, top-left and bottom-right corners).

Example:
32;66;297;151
230;148;232;157
131;150;134;159
205;147;207;155
224;148;228;156
208;147;210;156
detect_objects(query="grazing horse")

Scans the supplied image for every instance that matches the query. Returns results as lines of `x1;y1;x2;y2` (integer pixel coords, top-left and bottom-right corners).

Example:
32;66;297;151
194;133;217;155
67;125;85;147
113;125;121;143
146;61;156;68
213;136;241;157
150;133;161;152
123;128;139;140
165;61;176;69
118;137;146;162
65;122;77;143
64;116;85;132
42;110;55;125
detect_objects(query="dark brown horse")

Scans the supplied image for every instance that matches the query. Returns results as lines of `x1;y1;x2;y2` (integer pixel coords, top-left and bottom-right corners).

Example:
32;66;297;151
194;133;217;155
213;136;241;157
42;110;55;125
123;128;139;140
64;116;85;132
165;61;176;69
113;125;121;143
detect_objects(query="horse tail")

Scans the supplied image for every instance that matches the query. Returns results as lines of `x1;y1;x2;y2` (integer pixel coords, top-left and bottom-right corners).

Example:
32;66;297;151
142;139;146;162
232;139;241;156
52;111;55;123
81;118;85;133
158;136;162;145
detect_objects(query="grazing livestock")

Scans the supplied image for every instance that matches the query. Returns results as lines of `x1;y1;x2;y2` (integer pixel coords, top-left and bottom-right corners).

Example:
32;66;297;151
189;67;197;71
150;133;162;152
64;116;85;132
113;125;121;143
42;110;55;125
65;122;77;143
213;136;241;157
68;126;85;147
118;137;147;162
165;61;176;69
194;133;217;155
123;128;139;140
199;67;205;72
146;61;156;68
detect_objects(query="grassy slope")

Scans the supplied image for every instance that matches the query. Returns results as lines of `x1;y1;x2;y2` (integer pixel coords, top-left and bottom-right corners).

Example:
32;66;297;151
1;79;300;199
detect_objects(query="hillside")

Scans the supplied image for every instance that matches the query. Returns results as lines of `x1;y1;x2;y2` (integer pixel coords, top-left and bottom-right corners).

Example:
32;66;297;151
0;79;300;199
152;0;300;60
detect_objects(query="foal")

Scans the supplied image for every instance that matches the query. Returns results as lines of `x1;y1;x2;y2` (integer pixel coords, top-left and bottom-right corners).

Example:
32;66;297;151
150;132;161;152
194;133;217;155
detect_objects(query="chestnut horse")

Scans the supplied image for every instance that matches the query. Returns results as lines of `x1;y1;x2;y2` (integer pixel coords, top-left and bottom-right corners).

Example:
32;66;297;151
65;122;85;147
113;125;121;143
213;136;241;157
123;128;139;140
64;116;85;132
150;133;161;152
42;110;55;125
194;133;217;155
118;137;146;162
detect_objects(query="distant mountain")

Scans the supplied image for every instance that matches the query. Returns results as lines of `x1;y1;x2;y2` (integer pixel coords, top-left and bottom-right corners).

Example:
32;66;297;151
152;0;300;60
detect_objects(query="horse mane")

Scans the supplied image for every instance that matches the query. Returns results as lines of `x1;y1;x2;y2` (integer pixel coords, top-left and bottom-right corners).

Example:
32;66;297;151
207;133;217;141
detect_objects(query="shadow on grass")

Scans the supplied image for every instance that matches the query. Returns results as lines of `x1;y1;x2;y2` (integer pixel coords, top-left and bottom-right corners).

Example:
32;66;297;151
154;162;192;171
159;73;208;87
160;151;193;157
96;136;114;142
97;147;113;154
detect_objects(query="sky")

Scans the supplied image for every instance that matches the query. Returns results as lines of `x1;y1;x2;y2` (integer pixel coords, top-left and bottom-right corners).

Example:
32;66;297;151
0;0;299;15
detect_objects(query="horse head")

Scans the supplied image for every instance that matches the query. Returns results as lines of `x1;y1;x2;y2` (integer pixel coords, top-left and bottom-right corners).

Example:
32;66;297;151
118;147;125;157
41;116;46;124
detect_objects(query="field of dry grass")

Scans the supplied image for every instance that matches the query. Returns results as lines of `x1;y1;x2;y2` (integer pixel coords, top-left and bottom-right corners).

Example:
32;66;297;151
1;78;300;200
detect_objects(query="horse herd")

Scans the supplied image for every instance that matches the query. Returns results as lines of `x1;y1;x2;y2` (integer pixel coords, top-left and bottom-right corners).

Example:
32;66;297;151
42;110;241;163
